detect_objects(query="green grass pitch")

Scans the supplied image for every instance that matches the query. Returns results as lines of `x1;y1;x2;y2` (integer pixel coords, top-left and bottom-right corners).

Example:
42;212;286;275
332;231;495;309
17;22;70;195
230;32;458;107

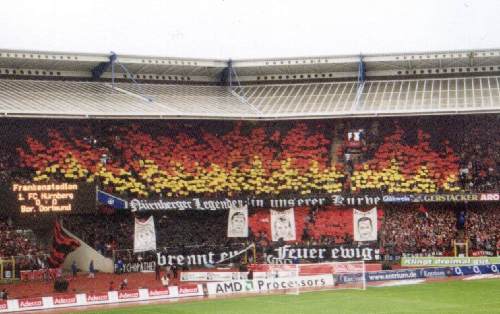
76;279;500;314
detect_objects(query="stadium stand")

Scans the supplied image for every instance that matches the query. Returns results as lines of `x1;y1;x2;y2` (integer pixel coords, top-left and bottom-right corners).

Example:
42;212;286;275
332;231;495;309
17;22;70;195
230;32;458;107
466;206;500;252
0;48;499;310
381;205;458;256
0;217;47;272
12;116;497;196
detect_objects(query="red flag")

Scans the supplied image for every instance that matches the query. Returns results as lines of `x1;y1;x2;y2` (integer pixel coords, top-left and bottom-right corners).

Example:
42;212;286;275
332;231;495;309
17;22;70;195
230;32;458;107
47;221;80;268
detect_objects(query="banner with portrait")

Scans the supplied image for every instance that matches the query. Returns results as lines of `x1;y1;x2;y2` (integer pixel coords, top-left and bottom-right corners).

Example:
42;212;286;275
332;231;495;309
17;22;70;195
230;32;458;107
353;207;377;242
271;208;296;242
134;216;157;253
227;205;248;238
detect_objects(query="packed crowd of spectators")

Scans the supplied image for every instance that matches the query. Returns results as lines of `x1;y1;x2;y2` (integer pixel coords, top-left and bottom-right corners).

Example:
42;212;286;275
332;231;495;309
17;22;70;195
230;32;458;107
0;219;41;258
62;214;128;257
381;204;500;257
348;116;498;193
2;204;499;268
155;211;237;248
0;217;47;270
466;207;500;253
381;206;458;256
63;210;241;258
62;206;364;261
60;203;500;264
11;116;498;197
456;125;499;192
248;206;359;246
0;116;498;268
0;150;17;184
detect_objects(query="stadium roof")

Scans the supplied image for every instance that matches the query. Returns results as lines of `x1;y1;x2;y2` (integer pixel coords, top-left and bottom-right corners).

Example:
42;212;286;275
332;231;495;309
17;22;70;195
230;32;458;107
1;48;500;120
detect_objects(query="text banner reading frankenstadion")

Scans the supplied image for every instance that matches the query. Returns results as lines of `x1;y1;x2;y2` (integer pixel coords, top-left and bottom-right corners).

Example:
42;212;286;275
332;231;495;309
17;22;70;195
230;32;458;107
0;183;96;214
401;256;500;267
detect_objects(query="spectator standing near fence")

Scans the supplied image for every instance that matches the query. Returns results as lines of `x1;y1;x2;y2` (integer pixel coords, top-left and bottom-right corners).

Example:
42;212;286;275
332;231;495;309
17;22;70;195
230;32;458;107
172;265;178;279
1;289;7;300
155;263;161;280
116;258;124;274
161;274;169;287
88;260;95;278
119;278;128;290
71;261;77;278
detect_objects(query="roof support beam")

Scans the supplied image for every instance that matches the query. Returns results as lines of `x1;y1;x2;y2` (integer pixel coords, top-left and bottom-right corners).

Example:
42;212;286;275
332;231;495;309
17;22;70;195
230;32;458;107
108;52;153;102
91;53;117;80
351;55;366;111
219;59;233;86
222;59;262;115
358;54;366;83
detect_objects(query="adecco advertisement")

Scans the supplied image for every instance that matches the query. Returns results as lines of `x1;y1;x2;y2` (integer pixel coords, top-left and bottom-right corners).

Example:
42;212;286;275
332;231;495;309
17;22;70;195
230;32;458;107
0;285;203;313
401;256;500;267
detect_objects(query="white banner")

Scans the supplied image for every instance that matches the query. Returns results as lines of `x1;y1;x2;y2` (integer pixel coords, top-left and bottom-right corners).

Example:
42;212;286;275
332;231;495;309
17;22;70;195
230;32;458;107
227;205;248;238
353;207;377;242
134;216;157;253
180;271;247;282
271;208;296;242
206;275;334;295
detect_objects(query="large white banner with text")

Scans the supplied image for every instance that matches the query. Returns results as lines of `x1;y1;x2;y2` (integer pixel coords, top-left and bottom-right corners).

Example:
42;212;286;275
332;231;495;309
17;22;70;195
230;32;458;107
206;275;334;295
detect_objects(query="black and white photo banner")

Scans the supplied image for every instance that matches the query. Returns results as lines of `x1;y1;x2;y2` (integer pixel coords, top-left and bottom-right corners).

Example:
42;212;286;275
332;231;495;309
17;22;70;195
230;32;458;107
134;216;157;253
227;205;248;238
353;207;378;242
271;208;296;242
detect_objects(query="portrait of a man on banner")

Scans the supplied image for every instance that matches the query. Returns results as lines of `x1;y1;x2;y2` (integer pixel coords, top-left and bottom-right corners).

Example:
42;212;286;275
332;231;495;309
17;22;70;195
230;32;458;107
134;216;157;253
271;208;296;241
227;205;248;238
353;207;378;242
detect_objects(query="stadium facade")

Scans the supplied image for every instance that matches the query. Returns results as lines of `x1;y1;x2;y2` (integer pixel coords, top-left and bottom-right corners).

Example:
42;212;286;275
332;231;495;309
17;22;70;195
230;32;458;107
0;48;499;119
